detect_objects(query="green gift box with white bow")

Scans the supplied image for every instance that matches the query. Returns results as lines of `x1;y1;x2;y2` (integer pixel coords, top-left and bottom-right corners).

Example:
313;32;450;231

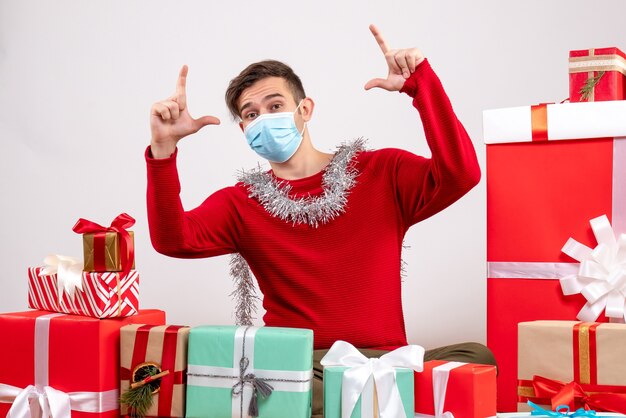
186;325;313;418
321;341;423;418
323;367;414;418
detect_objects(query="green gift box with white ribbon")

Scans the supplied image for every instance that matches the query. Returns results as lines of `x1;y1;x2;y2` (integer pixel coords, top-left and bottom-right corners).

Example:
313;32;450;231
186;325;313;418
323;366;414;418
321;341;423;418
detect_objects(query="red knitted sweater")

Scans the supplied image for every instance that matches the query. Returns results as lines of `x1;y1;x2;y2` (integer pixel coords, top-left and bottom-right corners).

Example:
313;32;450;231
146;60;480;350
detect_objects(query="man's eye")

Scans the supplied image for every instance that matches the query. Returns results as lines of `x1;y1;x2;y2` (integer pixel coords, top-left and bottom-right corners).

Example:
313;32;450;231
246;112;257;120
271;103;282;111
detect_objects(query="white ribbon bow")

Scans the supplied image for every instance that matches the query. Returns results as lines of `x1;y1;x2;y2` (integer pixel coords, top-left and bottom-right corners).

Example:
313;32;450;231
39;255;84;299
0;383;119;418
320;340;424;418
560;215;626;322
2;384;71;418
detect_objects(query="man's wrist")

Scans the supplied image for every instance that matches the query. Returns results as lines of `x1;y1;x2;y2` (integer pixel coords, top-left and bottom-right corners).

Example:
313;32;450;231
150;142;177;159
400;58;430;97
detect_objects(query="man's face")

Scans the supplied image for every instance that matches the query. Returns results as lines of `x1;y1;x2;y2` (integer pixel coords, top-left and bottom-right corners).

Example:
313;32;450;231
237;77;303;131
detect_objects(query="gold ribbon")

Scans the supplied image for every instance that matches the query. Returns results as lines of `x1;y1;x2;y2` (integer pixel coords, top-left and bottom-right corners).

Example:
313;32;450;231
569;52;626;75
116;273;123;317
577;323;591;385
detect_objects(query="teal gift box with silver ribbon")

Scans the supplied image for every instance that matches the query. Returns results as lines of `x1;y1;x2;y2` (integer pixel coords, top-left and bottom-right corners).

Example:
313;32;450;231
186;325;313;418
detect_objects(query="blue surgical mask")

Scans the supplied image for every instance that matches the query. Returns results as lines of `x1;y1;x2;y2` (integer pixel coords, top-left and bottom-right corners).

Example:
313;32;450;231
243;101;306;163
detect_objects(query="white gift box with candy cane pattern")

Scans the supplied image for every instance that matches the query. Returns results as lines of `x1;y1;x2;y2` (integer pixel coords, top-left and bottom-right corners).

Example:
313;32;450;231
28;266;139;318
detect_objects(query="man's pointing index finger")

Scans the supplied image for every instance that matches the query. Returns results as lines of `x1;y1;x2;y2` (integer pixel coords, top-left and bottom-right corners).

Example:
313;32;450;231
176;65;188;95
176;65;188;110
369;24;390;54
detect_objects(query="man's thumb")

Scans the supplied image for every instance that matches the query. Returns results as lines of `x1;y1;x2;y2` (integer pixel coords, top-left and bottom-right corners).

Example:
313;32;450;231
194;115;221;130
364;78;392;91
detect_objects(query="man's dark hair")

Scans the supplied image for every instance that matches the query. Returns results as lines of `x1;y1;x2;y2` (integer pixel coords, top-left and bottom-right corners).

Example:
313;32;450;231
225;60;306;120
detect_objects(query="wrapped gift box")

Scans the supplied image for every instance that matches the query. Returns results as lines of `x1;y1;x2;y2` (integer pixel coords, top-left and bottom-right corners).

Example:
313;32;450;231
0;309;166;418
321;341;423;418
517;321;626;414
120;324;190;417
186;325;313;418
483;100;626;411
28;266;139;318
569;47;626;102
414;360;497;418
82;230;135;272
324;366;413;418
73;213;136;273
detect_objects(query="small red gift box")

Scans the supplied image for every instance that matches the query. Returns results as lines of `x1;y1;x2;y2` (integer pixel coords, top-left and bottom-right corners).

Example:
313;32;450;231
0;309;166;418
569;47;626;102
28;266;139;318
414;360;496;418
483;100;626;411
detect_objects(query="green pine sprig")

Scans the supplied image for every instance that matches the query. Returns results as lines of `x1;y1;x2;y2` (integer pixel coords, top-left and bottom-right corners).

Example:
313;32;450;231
579;71;605;101
120;364;160;418
120;384;155;418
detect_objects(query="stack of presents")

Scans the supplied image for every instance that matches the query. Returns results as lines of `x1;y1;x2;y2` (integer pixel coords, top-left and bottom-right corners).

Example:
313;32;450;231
0;46;625;418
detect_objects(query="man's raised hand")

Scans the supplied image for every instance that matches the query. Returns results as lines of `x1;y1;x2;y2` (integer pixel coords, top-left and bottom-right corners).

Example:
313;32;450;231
150;65;220;159
364;24;425;92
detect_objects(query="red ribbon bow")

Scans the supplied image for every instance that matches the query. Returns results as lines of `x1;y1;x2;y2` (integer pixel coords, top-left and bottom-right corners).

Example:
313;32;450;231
532;375;626;414
72;213;135;281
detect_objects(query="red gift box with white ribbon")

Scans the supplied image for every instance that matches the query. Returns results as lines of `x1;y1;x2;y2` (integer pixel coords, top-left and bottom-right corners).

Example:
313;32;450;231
0;309;165;418
483;100;626;411
413;360;496;418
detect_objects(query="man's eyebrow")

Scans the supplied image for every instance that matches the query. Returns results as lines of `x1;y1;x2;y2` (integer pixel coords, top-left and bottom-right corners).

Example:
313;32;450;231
239;93;286;114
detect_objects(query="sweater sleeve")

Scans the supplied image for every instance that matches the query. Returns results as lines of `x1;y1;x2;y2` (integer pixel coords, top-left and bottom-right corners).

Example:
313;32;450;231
393;59;481;228
145;147;241;258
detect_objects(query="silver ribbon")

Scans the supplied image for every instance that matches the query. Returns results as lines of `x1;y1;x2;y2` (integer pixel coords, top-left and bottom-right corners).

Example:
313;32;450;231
187;326;313;418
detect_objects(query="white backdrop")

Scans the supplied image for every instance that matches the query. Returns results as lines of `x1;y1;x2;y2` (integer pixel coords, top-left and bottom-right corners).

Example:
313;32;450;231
1;0;624;350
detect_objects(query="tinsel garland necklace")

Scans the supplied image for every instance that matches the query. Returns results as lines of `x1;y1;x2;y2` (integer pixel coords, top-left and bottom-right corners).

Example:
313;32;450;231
229;138;366;325
237;138;366;228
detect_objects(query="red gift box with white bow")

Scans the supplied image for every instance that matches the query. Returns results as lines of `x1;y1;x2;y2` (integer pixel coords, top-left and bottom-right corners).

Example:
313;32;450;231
0;309;165;418
483;100;626;411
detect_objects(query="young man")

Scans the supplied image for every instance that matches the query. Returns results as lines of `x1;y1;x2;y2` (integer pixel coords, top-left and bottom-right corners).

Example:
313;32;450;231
147;25;493;416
